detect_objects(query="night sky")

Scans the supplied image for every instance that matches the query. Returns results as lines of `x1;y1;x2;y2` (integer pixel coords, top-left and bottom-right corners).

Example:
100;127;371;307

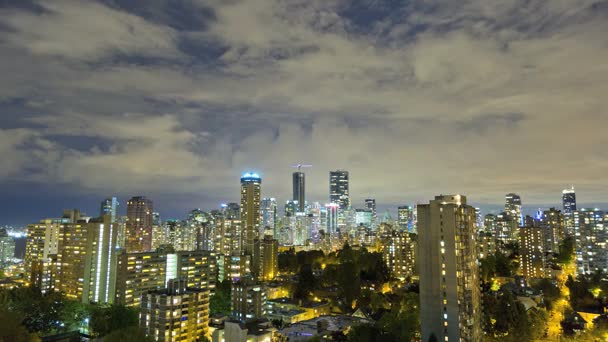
1;0;607;226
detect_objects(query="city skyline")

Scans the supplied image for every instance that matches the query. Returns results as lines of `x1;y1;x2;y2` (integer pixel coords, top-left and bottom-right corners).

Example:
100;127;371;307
1;0;607;226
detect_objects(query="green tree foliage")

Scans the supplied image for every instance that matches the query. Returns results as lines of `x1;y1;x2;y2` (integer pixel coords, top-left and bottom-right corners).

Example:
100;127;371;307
565;274;604;312
483;290;532;341
294;264;317;300
0;287;84;335
0;310;40;342
210;280;232;316
348;292;419;342
556;236;575;264
532;278;560;310
89;304;139;337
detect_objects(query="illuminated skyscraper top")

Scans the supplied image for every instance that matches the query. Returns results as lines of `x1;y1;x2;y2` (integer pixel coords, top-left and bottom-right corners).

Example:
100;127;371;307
562;187;577;214
329;170;350;210
100;197;119;223
126;196;153;252
240;172;261;255
505;193;523;226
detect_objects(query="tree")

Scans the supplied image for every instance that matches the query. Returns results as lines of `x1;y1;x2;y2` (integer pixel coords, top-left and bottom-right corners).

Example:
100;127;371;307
338;261;360;309
556;236;575;264
294;264;316;300
0;310;40;342
89;304;139;337
210;280;231;316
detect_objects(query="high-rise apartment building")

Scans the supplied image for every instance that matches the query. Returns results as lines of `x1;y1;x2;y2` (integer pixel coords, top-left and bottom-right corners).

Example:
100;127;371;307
519;226;545;279
505;193;523;227
115;247;216;307
495;212;518;244
260;235;278;281
140;279;210;342
382;231;415;280
563;187;577;236
574;208;606;274
240;173;261;255
418;195;481;342
100;197;119;222
126;196;154;253
293;172;306;212
231;279;267;323
329;170;350;210
325;203;339;235
537;208;565;254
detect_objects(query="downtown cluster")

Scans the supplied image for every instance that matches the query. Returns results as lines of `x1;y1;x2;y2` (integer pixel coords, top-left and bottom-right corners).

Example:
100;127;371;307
1;170;608;342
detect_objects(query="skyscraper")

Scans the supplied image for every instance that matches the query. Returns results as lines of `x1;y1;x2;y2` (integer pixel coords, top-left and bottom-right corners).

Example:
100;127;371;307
240;173;261;255
126;196;153;253
505;193;523;227
418;195;481;342
563;187;577;235
397;206;413;232
329;170;350;210
293;172;305;212
519;225;546;279
0;228;15;268
365;199;377;227
325;203;339;235
260;198;278;238
100;197;119;223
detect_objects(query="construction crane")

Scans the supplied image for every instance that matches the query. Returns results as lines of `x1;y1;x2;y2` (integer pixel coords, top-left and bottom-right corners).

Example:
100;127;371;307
292;164;312;171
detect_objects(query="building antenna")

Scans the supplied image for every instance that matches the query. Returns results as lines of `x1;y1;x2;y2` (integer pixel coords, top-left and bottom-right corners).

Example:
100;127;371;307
292;164;312;171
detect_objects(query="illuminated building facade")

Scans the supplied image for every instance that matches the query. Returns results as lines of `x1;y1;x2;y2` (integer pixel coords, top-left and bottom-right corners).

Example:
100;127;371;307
574;208;606;274
240;173;261;255
397;206;413;232
0;229;15;268
382;231;415;280
231;279;267;323
140;279;210;342
418;195;481;342
505;193;523;227
329;170;350;210
563;187;577;236
126;196;154;253
519;226;545;279
100;197;119;223
260;198;278;238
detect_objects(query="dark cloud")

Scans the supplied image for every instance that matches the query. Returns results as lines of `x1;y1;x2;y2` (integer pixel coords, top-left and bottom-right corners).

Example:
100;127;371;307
0;0;607;225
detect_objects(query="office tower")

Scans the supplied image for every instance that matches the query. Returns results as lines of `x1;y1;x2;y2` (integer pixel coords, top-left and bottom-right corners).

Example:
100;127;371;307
258;235;278;281
100;197;119;222
495;212;518;244
574;208;606;274
0;229;15;268
365;199;377;228
418;195;481;342
115;247;216;307
563;187;577;236
398;206;413;231
325;203;339;235
293;172;306;212
240;173;261;255
505;193;523;227
261;198;278;238
140;279;210;342
475;208;483;230
126;196;154;253
284;200;299;217
231;279;267;322
382;231;415;280
355;209;373;228
329;170;350;209
519;226;545;278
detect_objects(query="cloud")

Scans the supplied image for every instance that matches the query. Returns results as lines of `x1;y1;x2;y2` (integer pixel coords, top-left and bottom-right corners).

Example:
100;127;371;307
1;0;181;60
0;0;607;219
